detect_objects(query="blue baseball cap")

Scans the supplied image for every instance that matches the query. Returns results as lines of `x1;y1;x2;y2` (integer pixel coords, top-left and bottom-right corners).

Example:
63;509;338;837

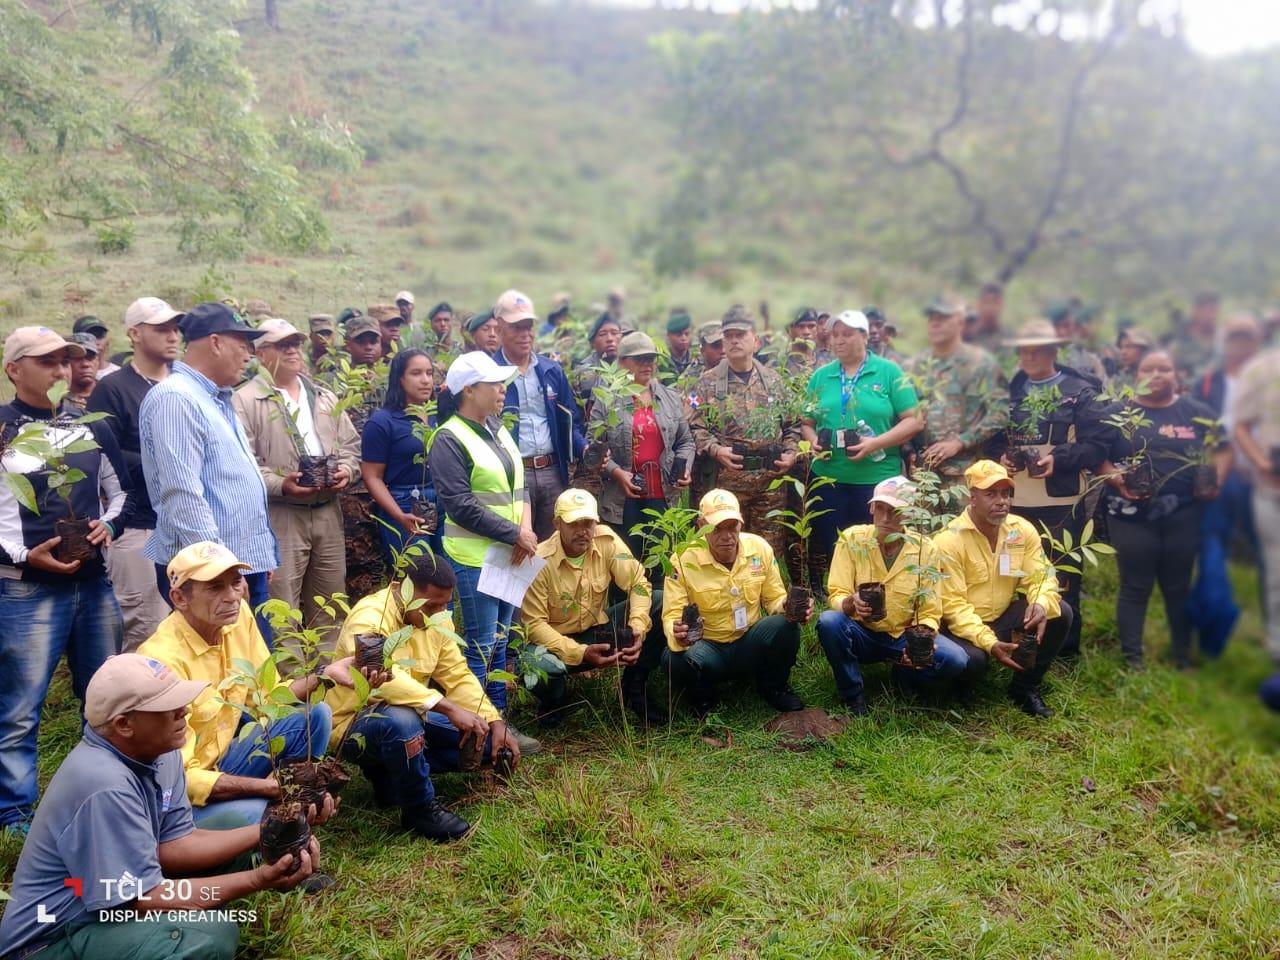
180;302;265;342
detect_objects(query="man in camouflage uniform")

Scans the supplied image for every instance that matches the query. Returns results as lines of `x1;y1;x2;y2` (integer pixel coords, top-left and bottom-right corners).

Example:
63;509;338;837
689;311;803;577
965;282;1007;356
781;307;821;377
683;322;724;385
662;309;695;379
308;314;339;381
1163;290;1221;388
1049;303;1107;385
906;295;1010;481
866;307;906;367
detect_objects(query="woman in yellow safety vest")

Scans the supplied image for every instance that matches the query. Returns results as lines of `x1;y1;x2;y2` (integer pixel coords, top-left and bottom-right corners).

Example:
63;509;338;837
429;352;543;753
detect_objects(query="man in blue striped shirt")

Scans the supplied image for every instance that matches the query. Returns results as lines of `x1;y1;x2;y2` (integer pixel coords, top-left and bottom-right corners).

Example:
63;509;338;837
140;303;280;645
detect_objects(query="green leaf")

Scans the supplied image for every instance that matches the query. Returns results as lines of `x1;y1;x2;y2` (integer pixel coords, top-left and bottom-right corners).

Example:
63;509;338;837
1;473;40;514
488;669;518;684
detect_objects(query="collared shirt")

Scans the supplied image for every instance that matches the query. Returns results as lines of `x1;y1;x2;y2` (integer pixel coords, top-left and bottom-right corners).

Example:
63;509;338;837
662;533;787;649
0;726;192;959
807;353;918;486
514;362;553;457
326;587;499;746
932;510;1061;652
827;525;942;638
136;602;274;806
523;526;652;665
905;344;1010;477
140;361;278;573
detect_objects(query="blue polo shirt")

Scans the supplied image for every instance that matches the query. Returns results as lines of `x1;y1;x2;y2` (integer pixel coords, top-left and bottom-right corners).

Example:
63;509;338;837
807;353;918;485
0;727;193;960
362;406;436;488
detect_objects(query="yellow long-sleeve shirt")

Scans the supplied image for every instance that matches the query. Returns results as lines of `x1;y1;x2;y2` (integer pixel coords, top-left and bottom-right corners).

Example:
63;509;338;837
662;532;787;651
522;525;652;666
325;587;499;750
932;510;1062;652
826;525;942;637
136;602;276;806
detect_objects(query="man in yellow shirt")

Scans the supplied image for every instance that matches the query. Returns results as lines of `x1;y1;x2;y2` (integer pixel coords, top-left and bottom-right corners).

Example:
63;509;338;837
327;549;521;842
662;489;813;717
933;461;1073;717
522;489;666;727
136;542;337;829
817;476;969;715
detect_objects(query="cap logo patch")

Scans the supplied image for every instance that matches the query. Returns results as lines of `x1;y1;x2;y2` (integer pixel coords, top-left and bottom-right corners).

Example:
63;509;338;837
144;658;171;679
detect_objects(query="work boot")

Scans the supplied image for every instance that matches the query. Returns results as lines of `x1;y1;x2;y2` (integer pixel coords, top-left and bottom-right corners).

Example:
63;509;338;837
402;798;471;842
622;683;669;726
1010;687;1053;718
506;722;545;753
687;683;719;720
759;684;805;713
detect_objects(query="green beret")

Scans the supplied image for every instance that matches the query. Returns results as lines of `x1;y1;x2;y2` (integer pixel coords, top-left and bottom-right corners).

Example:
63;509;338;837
465;309;493;334
667;311;692;334
337;307;363;326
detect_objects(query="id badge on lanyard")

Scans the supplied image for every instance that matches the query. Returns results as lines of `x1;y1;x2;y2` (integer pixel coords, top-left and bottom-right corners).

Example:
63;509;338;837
730;585;748;632
839;357;868;417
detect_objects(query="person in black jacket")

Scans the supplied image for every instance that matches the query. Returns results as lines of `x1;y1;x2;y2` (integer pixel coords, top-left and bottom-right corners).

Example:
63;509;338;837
0;326;135;834
988;319;1109;658
1099;351;1229;669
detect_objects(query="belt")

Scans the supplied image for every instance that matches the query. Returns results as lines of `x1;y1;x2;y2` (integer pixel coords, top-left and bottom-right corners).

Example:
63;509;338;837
522;454;558;469
281;498;335;510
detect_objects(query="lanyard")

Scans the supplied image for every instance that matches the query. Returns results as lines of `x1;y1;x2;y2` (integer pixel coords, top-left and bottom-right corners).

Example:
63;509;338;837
838;356;869;417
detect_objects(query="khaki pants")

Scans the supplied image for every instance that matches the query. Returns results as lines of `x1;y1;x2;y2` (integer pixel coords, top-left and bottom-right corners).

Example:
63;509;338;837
106;525;171;651
269;499;347;652
1254;487;1280;663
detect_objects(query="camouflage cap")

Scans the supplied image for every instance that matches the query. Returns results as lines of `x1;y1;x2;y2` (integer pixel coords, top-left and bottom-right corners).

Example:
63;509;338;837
308;314;336;334
697;321;723;345
344;316;380;339
368;303;402;324
923;293;965;317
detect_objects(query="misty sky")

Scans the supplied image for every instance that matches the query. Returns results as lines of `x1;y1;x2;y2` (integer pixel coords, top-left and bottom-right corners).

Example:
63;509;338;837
593;0;1280;57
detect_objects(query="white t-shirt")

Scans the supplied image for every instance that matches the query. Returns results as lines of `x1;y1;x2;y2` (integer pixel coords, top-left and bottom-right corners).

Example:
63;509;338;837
276;384;323;455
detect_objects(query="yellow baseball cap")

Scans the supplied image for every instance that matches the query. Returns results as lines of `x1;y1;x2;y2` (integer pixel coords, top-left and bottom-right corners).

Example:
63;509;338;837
554;488;599;524
166;541;251;591
699;489;743;528
965;460;1016;491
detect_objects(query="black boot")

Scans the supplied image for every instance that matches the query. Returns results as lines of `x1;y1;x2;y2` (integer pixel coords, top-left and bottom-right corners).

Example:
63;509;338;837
401;798;471;842
759;684;805;712
1009;686;1053;718
622;672;668;725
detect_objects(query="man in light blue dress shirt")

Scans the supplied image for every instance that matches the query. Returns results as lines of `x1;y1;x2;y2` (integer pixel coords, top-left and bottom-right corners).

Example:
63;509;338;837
139;303;280;645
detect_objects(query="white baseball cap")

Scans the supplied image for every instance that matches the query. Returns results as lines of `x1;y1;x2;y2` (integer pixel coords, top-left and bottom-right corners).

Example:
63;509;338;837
829;310;869;333
394;290;415;306
868;475;916;510
445;351;518;395
124;297;185;329
85;654;209;728
254;318;305;347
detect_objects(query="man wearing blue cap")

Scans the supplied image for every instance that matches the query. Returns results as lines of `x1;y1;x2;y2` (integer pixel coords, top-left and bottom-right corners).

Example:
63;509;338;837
139;303;280;645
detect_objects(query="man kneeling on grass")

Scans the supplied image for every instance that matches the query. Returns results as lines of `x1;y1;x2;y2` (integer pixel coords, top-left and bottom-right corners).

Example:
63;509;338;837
522;489;667;727
137;543;339;830
326;549;521;842
817;476;969;715
662;489;813;718
933;460;1073;718
0;655;320;960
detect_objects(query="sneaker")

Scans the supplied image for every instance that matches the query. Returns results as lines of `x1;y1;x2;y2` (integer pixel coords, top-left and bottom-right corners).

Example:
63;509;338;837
401;798;471;842
843;693;869;717
1010;688;1053;718
759;684;805;712
622;684;669;726
300;872;337;895
2;819;30;839
506;722;544;754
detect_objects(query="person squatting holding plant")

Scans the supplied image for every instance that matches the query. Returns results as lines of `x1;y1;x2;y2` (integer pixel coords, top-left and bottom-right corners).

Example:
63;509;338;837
361;348;444;565
816;476;970;715
522;489;668;728
1098;350;1229;670
233;319;360;650
933;461;1073;718
593;331;695;570
136;543;340;831
0;326;134;836
0;655;324;960
661;490;813;718
325;549;521;843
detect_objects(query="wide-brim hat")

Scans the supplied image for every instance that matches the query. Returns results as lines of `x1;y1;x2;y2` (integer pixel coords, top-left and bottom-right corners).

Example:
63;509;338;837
1004;319;1068;348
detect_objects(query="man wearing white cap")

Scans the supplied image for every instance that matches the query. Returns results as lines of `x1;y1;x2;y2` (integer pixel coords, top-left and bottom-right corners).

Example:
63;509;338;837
137;542;339;826
492;288;587;540
394;290;416;326
430;350;543;755
816;476;969;715
90;298;186;650
233;319;360;645
0;654;321;960
1;326;133;836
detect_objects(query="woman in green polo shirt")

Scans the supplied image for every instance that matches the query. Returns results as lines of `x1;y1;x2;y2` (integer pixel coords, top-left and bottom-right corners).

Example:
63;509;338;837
802;310;922;564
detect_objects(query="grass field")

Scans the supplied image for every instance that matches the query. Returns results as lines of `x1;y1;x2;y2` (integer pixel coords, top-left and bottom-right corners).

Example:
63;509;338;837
4;562;1278;959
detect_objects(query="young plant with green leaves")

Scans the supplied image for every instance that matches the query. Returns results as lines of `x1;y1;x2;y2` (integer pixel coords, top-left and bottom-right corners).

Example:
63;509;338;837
583;361;648;469
764;441;833;614
893;470;967;663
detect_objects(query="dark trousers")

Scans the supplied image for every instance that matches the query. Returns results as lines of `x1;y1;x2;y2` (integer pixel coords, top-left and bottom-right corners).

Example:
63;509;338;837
154;564;274;648
662;614;800;693
954;599;1073;694
525;462;566;542
341;704;495;810
812;482;877;583
1015;503;1085;656
531;595;666;707
620;497;668;581
1110;505;1203;666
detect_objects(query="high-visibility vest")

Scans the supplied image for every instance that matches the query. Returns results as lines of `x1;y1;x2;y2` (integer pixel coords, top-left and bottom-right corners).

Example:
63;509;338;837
438;416;525;567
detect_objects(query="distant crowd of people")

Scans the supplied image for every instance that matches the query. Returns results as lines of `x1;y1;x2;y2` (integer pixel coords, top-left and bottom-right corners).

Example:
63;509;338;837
2;282;1278;960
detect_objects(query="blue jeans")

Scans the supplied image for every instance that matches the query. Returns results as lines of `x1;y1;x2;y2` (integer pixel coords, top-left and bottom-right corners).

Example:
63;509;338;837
448;556;513;712
154;564;275;649
340;705;493;809
816;609;968;702
376;483;443;567
1189;469;1258;656
812;482;877;568
191;706;332;828
0;574;121;827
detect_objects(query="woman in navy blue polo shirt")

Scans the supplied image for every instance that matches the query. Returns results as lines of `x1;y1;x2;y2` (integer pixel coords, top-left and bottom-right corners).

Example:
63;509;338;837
361;349;442;565
802;310;922;565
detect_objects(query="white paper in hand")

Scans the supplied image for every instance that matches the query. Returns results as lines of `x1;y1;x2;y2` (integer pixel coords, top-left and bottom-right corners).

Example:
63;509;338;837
476;542;547;607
